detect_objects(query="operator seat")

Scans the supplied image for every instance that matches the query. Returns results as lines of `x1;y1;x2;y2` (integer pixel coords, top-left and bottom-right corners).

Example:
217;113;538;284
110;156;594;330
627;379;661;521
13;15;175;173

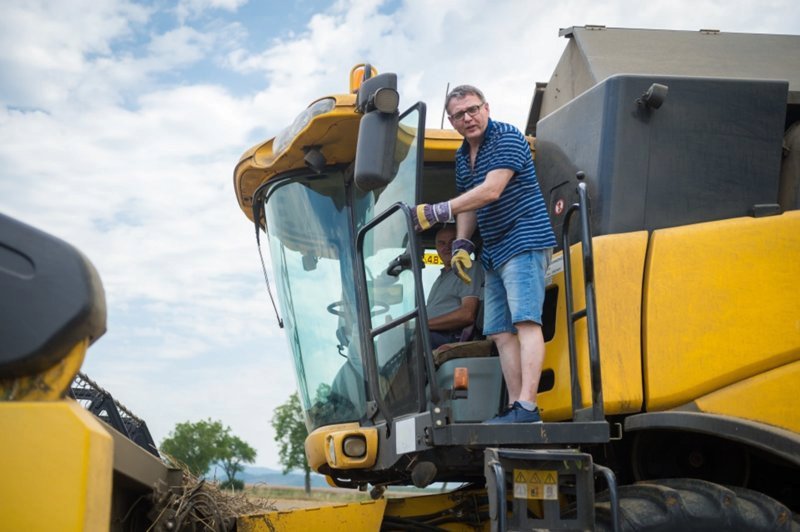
431;300;495;367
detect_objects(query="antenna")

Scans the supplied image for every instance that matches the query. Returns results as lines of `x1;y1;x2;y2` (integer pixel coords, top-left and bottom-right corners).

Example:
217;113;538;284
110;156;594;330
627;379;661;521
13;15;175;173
440;82;450;129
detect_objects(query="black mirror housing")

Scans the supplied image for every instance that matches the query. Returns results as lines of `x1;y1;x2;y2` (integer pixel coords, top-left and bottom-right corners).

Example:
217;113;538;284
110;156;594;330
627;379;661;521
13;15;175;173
354;72;400;192
354;111;398;192
354;106;399;192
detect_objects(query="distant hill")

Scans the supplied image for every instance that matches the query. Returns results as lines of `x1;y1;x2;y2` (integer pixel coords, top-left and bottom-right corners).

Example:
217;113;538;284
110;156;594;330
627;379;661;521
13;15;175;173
208;465;329;488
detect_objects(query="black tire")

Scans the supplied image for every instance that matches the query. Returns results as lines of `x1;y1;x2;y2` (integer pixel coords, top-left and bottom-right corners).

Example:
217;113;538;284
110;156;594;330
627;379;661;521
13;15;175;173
594;478;799;531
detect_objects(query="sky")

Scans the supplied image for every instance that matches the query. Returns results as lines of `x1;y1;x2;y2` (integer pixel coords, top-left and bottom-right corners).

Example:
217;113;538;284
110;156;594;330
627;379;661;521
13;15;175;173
1;0;798;471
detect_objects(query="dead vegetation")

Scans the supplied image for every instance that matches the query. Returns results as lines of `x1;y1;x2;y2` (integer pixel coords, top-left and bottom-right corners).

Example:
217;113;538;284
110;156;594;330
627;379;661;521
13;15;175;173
145;457;276;531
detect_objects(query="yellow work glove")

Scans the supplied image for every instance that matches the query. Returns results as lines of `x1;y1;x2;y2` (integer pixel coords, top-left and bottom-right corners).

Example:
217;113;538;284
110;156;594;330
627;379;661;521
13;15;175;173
451;238;475;284
412;201;452;232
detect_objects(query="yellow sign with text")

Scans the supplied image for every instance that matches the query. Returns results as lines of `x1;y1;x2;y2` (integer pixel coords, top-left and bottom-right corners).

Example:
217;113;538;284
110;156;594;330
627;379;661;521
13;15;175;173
513;469;558;500
422;252;443;266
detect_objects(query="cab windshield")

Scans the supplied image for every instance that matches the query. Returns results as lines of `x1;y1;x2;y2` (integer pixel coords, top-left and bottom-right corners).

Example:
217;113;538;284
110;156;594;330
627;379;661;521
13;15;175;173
264;172;366;430
262;103;427;432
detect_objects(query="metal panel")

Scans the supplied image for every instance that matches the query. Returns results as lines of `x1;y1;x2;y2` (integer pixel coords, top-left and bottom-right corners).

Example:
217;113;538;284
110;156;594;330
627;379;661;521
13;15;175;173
538;26;800;121
536;75;787;239
107;424;182;489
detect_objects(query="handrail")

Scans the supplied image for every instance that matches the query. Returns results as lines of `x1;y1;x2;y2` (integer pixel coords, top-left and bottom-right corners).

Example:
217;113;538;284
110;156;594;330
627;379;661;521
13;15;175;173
561;171;605;422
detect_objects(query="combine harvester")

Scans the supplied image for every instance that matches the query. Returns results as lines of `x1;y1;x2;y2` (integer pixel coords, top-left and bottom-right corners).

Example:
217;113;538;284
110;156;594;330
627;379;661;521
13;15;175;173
2;26;799;531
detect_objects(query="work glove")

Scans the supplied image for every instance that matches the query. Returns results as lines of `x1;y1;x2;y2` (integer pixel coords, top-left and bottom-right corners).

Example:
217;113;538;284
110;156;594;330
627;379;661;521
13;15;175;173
451;238;475;284
412;201;452;232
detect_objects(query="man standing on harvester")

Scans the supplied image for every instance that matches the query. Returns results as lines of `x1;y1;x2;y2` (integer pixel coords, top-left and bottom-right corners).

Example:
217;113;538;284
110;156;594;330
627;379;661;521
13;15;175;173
413;85;556;423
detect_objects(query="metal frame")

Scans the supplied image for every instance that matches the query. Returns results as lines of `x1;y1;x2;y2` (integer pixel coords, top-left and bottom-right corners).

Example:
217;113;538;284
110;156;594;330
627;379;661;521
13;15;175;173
69;372;159;457
355;202;439;430
484;448;596;531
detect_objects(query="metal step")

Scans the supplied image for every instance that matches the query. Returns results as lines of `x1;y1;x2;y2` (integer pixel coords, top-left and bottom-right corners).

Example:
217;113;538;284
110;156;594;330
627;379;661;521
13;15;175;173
433;420;610;446
484;448;597;532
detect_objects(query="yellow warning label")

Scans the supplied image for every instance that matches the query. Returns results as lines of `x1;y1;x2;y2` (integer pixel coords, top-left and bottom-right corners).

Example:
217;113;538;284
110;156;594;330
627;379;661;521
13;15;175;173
422;252;443;266
512;469;558;500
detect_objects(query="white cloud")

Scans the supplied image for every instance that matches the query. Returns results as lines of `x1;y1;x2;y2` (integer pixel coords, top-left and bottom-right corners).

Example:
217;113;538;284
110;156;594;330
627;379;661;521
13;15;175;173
1;0;798;470
226;0;800;132
176;0;248;23
0;0;151;109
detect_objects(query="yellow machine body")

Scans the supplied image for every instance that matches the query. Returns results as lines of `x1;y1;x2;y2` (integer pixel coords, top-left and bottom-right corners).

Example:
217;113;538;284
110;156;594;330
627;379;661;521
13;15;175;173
539;231;648;419
539;212;800;433
237;488;494;532
643;211;800;430
0;400;113;531
238;499;388;531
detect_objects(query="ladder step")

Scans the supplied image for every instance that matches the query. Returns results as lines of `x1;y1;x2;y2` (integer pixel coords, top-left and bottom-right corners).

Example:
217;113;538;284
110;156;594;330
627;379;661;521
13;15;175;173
485;448;595;531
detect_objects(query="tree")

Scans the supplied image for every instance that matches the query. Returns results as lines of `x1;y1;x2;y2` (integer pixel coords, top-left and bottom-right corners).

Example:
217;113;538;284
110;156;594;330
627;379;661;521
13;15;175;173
160;418;226;477
217;433;256;490
160;418;256;490
271;392;311;494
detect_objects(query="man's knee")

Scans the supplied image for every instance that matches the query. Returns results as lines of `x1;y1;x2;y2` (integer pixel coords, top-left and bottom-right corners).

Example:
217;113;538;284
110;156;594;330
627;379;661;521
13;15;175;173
515;321;545;346
489;330;515;345
515;320;542;333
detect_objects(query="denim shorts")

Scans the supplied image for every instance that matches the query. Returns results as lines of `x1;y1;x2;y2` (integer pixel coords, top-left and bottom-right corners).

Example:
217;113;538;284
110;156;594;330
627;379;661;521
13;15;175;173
483;249;550;336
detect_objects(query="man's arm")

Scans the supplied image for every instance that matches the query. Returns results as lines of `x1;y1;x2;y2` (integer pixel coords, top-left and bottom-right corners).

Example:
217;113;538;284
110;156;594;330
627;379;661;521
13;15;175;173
413;168;514;233
428;296;479;331
450;168;514;215
455;210;477;241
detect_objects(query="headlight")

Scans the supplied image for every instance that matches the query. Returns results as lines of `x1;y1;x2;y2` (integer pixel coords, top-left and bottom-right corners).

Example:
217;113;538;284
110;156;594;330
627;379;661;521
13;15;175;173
273;98;336;155
372;87;399;113
342;435;367;458
327;435;337;467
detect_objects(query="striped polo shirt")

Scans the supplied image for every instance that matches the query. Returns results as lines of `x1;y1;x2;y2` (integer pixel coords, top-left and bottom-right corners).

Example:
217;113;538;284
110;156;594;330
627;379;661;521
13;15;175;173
455;119;556;270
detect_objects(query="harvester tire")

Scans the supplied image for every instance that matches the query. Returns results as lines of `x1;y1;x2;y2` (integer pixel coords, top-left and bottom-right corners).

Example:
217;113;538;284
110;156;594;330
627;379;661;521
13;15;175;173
594;478;799;531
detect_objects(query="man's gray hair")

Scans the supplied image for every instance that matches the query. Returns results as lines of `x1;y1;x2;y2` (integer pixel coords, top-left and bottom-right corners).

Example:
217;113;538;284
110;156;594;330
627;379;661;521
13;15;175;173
446;85;486;112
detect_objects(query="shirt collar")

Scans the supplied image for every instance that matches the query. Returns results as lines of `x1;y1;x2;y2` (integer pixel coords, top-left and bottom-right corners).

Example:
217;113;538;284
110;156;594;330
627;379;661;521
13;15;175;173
457;118;497;156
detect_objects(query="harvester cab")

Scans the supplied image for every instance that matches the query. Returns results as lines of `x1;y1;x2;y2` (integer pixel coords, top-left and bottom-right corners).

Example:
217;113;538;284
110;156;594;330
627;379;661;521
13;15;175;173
238;62;613;529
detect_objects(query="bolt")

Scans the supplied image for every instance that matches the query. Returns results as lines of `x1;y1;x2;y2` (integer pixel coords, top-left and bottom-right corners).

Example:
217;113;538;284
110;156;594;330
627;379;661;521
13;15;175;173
688;450;705;468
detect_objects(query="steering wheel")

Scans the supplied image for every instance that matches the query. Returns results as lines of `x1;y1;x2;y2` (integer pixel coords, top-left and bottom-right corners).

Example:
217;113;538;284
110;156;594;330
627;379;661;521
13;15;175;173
327;300;391;317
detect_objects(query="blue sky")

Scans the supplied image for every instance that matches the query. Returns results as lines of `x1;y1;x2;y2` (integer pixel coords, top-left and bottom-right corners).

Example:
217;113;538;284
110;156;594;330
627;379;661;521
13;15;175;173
1;0;798;470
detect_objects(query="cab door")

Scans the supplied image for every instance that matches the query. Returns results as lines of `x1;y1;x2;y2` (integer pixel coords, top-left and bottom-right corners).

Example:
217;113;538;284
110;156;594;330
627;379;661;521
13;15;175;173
353;103;441;425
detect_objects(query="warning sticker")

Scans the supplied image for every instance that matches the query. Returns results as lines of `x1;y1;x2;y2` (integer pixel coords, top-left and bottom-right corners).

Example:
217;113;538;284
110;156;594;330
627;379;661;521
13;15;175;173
512;469;558;500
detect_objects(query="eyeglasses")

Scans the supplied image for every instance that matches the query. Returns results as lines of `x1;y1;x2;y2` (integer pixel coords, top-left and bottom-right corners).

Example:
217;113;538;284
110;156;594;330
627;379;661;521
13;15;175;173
448;103;485;122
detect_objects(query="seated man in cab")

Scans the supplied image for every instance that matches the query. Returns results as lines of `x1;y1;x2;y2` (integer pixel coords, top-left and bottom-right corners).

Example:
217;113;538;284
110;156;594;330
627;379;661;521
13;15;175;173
426;224;484;348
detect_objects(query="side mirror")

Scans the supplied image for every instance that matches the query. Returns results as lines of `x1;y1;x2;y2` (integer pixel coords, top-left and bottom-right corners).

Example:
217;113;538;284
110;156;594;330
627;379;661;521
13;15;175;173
354;73;400;192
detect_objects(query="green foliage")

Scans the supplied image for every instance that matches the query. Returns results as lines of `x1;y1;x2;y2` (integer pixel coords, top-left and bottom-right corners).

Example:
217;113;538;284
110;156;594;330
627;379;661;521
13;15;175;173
160;418;256;486
160;419;226;477
220;478;245;491
271;392;312;493
217;431;256;487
